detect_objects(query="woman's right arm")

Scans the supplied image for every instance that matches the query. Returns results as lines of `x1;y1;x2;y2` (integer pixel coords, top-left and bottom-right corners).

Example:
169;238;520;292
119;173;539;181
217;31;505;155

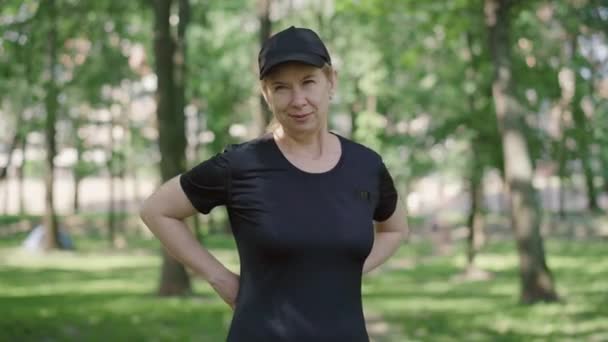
139;175;239;308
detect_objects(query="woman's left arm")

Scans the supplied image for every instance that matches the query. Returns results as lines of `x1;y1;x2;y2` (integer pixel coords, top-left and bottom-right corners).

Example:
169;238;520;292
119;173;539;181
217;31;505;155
363;198;409;274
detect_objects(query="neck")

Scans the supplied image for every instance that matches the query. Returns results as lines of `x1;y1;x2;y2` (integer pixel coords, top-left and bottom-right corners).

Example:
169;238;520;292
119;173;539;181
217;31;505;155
273;126;333;159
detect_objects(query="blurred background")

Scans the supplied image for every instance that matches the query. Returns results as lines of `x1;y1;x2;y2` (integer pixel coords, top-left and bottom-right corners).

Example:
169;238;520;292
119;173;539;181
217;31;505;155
0;0;607;341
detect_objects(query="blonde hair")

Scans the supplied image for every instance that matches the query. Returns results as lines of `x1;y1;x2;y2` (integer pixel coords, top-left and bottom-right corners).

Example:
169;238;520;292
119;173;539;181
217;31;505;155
261;63;335;133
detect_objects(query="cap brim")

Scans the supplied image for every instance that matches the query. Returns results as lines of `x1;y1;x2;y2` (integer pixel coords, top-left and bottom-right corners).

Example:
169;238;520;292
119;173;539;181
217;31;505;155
259;53;326;79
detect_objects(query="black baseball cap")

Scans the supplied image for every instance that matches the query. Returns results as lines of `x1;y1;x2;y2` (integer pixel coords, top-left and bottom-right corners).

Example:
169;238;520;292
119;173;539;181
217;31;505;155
258;26;331;80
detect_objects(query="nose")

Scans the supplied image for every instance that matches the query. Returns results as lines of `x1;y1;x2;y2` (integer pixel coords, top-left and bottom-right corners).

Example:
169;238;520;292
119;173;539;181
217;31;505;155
290;87;307;107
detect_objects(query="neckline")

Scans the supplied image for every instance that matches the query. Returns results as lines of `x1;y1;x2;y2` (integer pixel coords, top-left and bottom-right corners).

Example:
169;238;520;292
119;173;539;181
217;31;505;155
269;131;344;176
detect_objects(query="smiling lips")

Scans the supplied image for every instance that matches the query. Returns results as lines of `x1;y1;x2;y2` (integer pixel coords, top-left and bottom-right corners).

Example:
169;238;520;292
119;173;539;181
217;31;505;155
289;112;312;119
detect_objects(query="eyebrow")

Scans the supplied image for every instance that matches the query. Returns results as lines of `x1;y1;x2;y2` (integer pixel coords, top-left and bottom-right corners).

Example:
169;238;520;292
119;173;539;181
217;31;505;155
270;81;287;86
270;73;317;86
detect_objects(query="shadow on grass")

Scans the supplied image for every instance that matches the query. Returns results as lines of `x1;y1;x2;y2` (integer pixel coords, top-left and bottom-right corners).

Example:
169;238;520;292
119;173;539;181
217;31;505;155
362;238;608;341
1;235;606;341
0;266;158;288
365;275;607;341
0;292;231;342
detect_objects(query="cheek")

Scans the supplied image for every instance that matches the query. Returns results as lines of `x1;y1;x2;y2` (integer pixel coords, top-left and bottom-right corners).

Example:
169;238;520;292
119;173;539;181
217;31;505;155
311;89;330;108
269;95;289;113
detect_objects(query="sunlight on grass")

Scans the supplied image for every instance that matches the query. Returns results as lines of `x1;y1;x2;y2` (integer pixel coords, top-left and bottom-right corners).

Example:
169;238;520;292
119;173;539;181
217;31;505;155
450;253;520;271
488;315;608;336
1;248;158;271
549;256;608;270
0;279;156;297
366;296;501;313
0;237;606;341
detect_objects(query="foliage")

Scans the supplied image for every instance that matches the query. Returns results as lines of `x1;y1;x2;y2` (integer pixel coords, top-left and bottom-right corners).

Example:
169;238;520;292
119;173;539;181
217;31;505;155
1;0;605;189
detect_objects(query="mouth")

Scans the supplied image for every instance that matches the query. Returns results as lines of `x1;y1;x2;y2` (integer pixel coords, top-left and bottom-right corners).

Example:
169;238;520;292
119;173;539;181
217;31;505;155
288;112;312;119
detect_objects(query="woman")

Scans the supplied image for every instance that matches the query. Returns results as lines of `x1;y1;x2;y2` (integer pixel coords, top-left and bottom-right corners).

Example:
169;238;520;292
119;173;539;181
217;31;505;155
140;26;408;342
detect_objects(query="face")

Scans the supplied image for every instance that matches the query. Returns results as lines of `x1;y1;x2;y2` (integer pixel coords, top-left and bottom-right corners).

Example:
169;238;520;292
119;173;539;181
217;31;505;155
262;62;336;136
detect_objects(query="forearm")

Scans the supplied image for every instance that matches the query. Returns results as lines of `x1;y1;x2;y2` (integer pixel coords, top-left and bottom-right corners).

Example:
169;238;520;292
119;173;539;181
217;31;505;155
362;231;404;274
141;213;233;284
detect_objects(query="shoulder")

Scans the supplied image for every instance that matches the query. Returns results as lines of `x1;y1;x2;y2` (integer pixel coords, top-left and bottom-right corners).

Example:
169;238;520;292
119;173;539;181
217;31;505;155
335;132;383;165
218;134;274;170
222;134;272;155
182;135;271;186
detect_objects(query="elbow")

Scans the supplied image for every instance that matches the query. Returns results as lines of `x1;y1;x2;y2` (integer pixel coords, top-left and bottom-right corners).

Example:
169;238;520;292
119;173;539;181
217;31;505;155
139;200;163;237
393;229;406;245
138;198;154;227
139;197;184;231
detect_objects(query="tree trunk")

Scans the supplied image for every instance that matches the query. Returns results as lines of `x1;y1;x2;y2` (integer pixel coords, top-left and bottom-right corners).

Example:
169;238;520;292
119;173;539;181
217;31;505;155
555;74;569;219
587;58;608;199
464;31;486;269
0;115;22;182
73;151;82;213
565;37;599;211
153;0;191;296
2;168;9;215
130;120;142;204
557;129;567;218
118;166;127;248
115;106;128;248
466;138;486;270
571;100;598;211
558;33;603;211
600;148;608;196
257;0;272;134
18;25;33;218
349;76;363;140
191;111;204;242
43;0;61;250
1;116;24;215
120;106;130;228
18;135;27;216
175;0;189;134
556;46;576;218
108;113;117;247
485;0;558;303
73;115;83;213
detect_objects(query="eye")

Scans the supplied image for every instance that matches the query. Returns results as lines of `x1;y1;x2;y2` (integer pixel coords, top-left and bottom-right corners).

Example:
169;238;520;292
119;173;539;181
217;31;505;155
273;85;286;91
303;79;316;85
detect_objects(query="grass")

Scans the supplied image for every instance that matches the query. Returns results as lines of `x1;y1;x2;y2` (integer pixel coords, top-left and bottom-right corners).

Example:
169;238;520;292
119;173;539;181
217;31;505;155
0;222;606;341
364;239;608;341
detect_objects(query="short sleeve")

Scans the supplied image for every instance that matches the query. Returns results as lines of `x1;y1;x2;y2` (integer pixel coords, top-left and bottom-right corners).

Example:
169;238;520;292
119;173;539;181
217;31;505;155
179;151;231;214
373;161;398;222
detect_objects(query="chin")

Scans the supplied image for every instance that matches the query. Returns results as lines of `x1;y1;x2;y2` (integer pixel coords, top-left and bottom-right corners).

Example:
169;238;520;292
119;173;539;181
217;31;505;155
278;117;319;131
291;121;321;132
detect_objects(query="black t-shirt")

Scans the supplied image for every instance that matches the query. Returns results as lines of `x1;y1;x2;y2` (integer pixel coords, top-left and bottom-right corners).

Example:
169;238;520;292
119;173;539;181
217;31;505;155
180;132;398;342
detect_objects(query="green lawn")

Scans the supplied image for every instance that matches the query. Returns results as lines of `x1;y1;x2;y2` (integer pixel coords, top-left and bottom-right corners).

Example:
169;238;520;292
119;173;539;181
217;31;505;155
0;229;606;341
